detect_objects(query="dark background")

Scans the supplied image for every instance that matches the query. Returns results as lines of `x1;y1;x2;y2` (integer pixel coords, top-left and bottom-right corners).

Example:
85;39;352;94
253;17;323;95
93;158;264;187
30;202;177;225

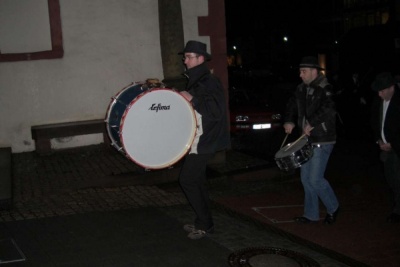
225;0;336;72
224;0;400;78
224;0;400;159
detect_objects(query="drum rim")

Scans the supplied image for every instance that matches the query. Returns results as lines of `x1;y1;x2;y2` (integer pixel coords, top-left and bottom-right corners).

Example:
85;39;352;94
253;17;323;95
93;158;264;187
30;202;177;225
275;138;309;158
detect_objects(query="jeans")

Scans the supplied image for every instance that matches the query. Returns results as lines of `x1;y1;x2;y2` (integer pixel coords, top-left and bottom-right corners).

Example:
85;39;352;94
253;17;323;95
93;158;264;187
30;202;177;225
300;144;339;221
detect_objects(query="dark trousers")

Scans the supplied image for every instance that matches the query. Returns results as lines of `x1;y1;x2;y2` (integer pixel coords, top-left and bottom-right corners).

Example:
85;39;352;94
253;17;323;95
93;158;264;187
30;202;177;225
179;153;214;230
383;150;400;214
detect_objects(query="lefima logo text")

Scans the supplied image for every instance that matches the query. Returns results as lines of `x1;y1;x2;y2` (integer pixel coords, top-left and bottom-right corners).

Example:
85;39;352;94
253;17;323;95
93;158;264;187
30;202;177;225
149;103;171;112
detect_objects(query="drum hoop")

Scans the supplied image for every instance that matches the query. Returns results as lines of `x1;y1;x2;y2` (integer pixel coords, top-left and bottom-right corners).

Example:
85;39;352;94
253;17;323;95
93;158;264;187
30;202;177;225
120;88;197;169
275;138;308;158
104;82;142;147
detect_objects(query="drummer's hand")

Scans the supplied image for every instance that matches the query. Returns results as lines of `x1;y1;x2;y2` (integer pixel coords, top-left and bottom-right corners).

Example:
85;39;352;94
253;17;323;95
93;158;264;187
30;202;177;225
180;91;193;101
283;123;294;134
303;124;313;136
379;141;392;152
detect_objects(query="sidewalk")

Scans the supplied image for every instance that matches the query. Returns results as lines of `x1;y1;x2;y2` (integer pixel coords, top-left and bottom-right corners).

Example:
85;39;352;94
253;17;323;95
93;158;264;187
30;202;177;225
0;141;393;266
213;138;400;267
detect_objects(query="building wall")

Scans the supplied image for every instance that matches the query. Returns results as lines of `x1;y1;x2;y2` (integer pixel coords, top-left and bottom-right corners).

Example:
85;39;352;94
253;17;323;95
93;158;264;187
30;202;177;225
0;0;225;153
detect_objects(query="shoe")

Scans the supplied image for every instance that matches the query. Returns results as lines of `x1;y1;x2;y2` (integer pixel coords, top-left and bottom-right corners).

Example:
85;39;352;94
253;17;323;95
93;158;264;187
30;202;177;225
293;216;318;224
183;224;214;240
187;229;208;240
386;213;400;223
183;224;196;233
324;206;340;225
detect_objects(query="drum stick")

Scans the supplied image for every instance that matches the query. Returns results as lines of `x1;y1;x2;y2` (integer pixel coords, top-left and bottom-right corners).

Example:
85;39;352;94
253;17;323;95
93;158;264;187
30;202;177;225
284;134;306;151
284;127;314;151
280;133;289;149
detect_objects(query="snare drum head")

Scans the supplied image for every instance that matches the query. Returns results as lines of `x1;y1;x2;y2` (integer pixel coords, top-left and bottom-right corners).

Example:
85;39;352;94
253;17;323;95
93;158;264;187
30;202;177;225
275;138;308;158
120;89;196;169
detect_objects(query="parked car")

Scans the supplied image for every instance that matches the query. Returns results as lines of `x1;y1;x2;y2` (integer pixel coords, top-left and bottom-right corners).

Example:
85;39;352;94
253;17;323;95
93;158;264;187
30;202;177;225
228;86;285;159
229;87;282;134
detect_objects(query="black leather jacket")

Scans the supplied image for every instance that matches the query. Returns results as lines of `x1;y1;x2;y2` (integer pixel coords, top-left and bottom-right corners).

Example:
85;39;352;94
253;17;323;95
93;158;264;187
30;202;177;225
285;74;337;144
184;63;230;154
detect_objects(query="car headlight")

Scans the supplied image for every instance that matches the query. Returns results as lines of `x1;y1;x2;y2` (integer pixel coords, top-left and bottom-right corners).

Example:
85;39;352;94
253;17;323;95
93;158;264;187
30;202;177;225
272;114;281;120
235;115;249;122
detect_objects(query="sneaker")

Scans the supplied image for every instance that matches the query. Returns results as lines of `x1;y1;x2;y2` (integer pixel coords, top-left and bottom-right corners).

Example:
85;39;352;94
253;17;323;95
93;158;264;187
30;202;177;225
183;224;214;240
187;229;207;240
183;224;196;233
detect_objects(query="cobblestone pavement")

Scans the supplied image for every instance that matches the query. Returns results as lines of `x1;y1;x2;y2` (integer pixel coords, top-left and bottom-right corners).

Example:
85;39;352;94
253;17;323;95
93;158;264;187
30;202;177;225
1;144;353;266
2;145;186;222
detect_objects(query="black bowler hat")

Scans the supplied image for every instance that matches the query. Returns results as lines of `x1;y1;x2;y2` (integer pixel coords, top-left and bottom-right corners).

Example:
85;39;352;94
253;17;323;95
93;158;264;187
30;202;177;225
371;72;395;92
299;56;324;70
179;40;211;60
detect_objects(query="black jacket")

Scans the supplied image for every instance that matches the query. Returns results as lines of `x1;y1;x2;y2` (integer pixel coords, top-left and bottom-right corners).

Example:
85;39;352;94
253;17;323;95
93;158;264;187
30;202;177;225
184;63;230;154
285;74;337;144
371;88;400;157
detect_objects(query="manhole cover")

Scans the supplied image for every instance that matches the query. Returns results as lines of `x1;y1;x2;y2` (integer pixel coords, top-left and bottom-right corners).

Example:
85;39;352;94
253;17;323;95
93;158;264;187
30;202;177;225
228;247;320;267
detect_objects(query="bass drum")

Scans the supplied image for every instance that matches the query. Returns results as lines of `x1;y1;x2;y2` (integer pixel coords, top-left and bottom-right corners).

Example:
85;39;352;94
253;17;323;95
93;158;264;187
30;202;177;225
274;137;313;171
106;82;149;150
105;84;197;169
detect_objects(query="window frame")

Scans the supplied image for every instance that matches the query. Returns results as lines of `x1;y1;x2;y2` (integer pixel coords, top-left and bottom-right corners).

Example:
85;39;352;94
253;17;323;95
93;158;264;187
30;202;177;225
0;0;63;62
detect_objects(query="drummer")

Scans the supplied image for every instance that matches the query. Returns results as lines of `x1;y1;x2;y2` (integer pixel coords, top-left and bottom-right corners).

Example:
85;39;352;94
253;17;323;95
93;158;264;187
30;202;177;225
178;40;230;239
283;56;340;225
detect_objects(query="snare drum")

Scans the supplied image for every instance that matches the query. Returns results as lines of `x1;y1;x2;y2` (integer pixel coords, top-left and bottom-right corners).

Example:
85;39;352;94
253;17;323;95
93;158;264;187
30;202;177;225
105;83;197;169
274;138;313;171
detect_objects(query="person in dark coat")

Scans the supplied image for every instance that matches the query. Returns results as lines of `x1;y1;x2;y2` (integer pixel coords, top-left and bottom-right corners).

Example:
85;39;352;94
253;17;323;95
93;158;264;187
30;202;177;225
283;56;340;225
371;72;400;223
178;40;230;239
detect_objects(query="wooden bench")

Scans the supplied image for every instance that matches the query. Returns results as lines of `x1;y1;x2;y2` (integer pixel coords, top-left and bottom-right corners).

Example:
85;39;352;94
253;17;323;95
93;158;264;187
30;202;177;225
31;119;109;155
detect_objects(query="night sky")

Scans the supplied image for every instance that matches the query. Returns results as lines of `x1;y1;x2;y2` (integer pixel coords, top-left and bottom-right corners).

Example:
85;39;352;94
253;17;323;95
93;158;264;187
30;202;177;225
225;0;336;69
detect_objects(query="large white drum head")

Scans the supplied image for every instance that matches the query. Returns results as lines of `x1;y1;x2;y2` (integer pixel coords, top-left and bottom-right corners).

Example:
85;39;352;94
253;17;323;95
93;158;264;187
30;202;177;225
120;89;197;169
